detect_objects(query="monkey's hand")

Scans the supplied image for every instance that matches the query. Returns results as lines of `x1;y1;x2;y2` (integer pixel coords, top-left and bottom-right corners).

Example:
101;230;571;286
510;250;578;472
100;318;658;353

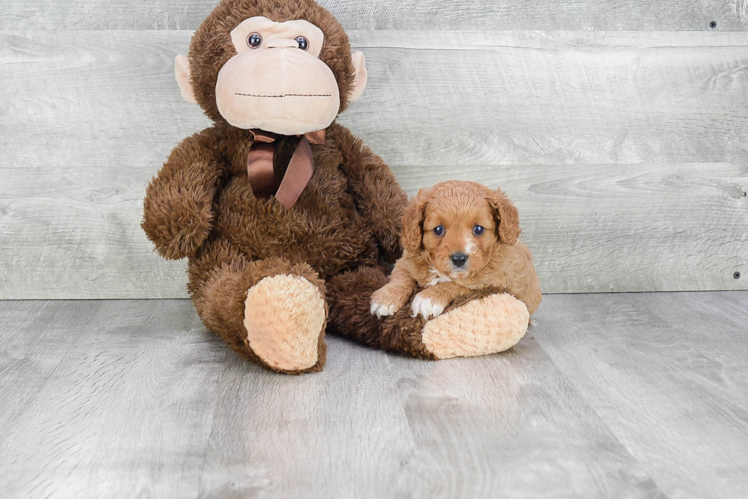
142;131;224;260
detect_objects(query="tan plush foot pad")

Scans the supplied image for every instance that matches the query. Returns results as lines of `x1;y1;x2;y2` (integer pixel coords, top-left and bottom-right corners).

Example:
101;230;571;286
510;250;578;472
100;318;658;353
422;293;529;360
244;274;326;372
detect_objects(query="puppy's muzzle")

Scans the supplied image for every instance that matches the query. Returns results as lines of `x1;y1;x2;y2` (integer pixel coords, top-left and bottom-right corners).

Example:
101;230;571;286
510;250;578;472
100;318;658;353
450;252;468;269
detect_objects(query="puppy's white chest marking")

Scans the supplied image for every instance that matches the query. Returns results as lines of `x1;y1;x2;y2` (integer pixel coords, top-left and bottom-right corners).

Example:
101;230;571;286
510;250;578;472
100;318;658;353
427;267;451;287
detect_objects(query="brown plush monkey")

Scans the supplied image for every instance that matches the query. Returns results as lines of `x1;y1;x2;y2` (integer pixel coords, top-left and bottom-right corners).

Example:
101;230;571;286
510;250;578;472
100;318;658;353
143;0;529;374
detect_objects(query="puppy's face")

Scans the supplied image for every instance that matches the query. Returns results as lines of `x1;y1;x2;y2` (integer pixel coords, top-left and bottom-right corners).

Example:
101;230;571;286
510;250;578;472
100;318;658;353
421;197;496;280
402;181;520;282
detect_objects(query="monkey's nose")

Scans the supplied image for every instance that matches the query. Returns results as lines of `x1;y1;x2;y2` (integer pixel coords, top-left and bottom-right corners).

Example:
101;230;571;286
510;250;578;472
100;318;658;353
450;252;468;268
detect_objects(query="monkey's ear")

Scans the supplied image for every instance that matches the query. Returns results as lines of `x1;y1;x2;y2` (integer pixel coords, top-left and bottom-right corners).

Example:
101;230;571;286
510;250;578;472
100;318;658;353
348;51;368;103
175;55;197;104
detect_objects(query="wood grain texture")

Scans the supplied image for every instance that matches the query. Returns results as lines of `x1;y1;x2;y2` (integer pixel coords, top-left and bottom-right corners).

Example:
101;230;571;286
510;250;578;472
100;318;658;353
2;294;748;496
0;298;665;498
197;338;419;498
346;30;748;166
196;338;663;498
2;157;744;297
0;300;228;497
5;30;748;165
1;30;747;298
534;291;748;498
2;0;747;31
383;343;663;497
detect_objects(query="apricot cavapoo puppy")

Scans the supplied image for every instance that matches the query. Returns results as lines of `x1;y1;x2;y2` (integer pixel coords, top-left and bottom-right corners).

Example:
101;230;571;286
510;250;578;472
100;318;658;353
371;180;541;320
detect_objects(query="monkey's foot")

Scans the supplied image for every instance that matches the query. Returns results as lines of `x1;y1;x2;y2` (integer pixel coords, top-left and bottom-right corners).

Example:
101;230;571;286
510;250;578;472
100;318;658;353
421;293;529;360
244;274;326;373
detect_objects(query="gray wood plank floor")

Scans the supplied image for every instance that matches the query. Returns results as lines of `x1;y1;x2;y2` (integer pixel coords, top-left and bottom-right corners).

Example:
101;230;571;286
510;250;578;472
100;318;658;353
0;292;746;497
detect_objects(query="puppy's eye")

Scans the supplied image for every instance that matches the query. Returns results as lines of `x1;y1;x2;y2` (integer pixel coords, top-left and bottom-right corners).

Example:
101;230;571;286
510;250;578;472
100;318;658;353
295;36;309;50
473;225;485;236
433;225;445;237
247;32;263;48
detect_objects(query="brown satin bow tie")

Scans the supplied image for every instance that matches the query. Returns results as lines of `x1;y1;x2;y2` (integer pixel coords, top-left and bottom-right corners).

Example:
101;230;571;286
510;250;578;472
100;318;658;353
247;129;326;209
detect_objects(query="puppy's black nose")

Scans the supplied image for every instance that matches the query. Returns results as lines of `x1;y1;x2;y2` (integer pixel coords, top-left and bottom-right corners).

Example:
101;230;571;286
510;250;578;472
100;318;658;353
450;252;468;268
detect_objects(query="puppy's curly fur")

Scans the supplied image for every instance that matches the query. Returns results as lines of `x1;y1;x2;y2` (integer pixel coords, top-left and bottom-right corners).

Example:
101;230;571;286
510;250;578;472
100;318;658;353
371;181;541;320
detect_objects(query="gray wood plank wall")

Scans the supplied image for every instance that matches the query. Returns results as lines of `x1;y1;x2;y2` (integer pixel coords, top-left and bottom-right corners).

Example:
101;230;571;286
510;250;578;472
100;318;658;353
1;2;746;299
4;0;748;30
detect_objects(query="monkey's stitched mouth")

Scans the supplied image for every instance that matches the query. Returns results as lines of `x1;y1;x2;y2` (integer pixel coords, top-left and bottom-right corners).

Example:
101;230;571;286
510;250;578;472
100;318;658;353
235;93;332;98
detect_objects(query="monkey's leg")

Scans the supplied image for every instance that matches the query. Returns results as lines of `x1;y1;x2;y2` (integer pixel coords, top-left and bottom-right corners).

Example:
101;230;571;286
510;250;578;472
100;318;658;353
190;249;327;374
326;266;434;359
327;267;529;360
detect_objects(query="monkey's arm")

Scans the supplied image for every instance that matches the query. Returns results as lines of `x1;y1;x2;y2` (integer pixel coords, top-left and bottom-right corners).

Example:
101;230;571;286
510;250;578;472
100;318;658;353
333;124;407;263
142;130;224;260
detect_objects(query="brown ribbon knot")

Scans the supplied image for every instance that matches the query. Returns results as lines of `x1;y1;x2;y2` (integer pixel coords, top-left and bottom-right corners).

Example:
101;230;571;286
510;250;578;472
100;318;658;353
247;129;326;209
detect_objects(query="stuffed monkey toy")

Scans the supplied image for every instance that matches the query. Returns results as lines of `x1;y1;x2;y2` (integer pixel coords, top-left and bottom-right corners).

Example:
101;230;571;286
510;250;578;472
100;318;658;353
143;0;530;374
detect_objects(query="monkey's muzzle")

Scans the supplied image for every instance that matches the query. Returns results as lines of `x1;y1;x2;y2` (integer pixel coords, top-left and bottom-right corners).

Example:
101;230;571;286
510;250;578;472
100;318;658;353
216;47;340;135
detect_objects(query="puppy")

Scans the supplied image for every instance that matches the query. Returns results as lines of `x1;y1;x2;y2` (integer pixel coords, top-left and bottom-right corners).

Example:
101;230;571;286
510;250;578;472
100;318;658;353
371;181;541;320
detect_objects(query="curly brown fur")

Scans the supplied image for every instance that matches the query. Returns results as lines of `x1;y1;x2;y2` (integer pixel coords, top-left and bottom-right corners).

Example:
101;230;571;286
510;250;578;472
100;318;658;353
327;267;435;359
142;129;224;260
327;267;511;360
142;0;405;373
325;267;387;348
143;0;527;371
143;118;403;372
191;254;330;373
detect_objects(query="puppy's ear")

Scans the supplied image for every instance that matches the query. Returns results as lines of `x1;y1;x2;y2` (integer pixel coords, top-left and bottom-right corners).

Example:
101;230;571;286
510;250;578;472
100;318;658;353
488;189;521;245
401;189;430;254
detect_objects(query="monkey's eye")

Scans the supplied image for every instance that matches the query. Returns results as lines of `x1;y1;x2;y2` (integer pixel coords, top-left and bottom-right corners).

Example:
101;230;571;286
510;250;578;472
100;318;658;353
295;36;309;50
433;225;445;237
473;225;485;236
247;32;263;48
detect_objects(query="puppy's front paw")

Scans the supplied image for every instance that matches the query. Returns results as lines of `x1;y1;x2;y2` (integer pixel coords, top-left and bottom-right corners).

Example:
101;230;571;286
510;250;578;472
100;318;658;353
411;290;450;319
371;301;397;318
370;285;409;318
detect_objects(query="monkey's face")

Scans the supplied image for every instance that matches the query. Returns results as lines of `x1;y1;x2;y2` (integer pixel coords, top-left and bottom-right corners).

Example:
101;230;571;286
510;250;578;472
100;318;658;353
177;13;367;135
216;17;339;135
